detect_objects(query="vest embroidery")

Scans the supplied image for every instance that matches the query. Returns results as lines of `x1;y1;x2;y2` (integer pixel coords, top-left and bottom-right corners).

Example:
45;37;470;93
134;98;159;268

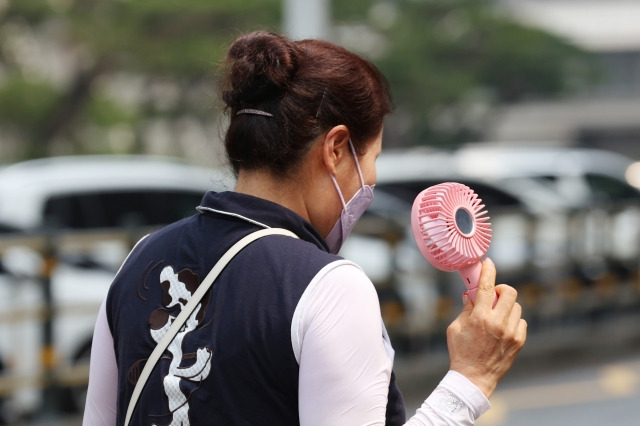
131;265;213;425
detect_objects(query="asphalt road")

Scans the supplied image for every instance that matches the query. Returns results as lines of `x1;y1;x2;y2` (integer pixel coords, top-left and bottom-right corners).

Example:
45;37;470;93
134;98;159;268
396;311;640;425
396;352;640;426
477;352;640;426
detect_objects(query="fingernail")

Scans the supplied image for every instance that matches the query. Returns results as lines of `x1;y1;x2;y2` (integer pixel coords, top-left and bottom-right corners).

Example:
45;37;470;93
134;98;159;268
462;292;469;305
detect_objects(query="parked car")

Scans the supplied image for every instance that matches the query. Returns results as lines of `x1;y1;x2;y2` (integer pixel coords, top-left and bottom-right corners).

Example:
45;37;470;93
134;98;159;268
0;155;234;420
452;144;640;208
341;147;598;347
343;145;640;349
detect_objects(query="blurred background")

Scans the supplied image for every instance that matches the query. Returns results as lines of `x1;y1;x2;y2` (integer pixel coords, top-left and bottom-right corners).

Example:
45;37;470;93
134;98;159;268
0;0;639;424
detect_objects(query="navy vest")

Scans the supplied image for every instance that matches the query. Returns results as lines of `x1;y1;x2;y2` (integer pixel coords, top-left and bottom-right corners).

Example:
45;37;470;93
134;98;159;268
107;191;406;425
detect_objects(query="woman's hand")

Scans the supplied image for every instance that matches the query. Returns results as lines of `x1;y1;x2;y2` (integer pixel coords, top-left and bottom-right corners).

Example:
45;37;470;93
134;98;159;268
446;257;527;398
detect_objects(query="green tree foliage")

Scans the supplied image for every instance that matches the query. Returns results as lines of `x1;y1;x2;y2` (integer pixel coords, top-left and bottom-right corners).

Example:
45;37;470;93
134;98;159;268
0;0;281;160
0;0;596;161
333;0;598;147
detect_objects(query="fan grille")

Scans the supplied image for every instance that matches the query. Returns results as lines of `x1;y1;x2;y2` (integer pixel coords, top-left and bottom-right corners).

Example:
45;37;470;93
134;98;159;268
411;182;491;270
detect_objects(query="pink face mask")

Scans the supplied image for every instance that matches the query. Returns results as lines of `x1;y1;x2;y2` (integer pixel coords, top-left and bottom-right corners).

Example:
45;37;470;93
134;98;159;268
325;140;375;254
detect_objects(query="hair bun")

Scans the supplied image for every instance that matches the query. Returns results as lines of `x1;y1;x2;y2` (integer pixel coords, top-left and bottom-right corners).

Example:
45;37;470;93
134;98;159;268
222;31;301;109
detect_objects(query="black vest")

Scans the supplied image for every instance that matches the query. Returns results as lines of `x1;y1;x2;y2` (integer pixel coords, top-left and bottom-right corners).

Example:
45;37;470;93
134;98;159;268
107;191;406;425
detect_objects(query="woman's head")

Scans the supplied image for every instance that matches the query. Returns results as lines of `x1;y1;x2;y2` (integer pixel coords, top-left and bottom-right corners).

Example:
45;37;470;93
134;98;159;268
220;31;392;177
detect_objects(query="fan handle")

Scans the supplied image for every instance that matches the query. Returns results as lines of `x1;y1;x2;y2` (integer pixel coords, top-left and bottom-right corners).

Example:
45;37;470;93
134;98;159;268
459;262;483;304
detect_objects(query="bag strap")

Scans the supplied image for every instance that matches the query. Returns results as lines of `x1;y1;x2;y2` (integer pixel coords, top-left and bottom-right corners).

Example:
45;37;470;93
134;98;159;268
124;227;298;426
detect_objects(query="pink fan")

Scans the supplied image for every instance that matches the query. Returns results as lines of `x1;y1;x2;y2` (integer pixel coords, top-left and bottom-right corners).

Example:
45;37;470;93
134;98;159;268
411;182;493;305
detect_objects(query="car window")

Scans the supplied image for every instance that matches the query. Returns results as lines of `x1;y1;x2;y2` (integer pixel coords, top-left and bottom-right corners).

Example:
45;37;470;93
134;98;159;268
0;223;19;234
585;174;640;203
42;190;205;229
376;181;523;211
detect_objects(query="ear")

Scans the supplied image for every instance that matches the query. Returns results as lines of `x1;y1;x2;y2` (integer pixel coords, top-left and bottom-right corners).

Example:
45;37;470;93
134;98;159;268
321;125;351;175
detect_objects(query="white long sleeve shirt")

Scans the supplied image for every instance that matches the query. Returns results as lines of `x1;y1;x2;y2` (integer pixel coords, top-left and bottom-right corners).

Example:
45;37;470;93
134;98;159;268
83;260;489;425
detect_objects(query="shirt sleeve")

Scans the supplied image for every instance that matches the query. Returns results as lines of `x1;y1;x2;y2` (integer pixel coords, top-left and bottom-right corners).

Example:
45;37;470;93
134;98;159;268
407;371;491;425
82;298;118;426
83;235;149;426
292;261;490;426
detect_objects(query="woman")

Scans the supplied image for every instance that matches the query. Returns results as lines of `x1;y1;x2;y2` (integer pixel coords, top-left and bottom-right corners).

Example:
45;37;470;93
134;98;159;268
83;31;526;425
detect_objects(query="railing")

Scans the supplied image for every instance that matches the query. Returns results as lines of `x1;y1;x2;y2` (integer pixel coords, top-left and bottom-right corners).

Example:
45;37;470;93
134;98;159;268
0;203;640;416
354;201;640;350
0;226;157;418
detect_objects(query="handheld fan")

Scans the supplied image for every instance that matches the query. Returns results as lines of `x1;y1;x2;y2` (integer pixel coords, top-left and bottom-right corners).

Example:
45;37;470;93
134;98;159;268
410;182;493;305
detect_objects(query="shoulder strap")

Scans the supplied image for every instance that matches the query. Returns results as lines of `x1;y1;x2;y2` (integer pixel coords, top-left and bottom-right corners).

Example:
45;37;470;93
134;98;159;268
124;227;298;426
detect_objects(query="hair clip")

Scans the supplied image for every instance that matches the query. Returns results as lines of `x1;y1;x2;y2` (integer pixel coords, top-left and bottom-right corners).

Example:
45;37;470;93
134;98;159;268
236;109;273;117
315;85;328;118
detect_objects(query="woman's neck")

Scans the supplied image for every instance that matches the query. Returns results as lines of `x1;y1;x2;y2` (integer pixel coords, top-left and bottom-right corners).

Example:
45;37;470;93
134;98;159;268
235;169;310;222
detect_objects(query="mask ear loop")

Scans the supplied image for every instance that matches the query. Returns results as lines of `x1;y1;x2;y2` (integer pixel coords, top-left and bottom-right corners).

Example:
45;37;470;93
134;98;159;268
329;139;366;209
329;174;348;209
348;139;366;188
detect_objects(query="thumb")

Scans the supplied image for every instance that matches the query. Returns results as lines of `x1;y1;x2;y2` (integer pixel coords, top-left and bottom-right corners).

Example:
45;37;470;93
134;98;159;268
461;291;473;313
474;257;497;309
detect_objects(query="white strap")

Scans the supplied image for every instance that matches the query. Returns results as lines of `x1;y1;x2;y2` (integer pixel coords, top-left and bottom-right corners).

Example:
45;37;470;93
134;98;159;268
124;227;298;425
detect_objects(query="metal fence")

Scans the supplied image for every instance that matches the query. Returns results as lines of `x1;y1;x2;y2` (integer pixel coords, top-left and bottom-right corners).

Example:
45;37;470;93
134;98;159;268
1;203;640;418
353;201;640;350
0;227;155;420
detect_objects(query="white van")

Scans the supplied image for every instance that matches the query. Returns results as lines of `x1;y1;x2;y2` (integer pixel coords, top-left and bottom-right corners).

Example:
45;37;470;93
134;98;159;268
452;145;640;279
341;147;571;345
343;145;640;348
0;155;234;419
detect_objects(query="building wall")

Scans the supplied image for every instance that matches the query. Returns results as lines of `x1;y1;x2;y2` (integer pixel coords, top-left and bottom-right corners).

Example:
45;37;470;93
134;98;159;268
491;1;640;159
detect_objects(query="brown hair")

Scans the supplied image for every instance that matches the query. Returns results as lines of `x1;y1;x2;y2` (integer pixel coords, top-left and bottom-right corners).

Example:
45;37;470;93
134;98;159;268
220;31;393;176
